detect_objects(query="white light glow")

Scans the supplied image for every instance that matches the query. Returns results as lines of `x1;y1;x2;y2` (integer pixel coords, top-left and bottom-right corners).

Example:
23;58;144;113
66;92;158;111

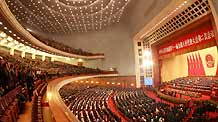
0;30;83;63
47;92;52;101
0;32;6;38
143;50;151;57
10;48;14;55
26;28;32;32
0;39;7;44
7;42;14;47
42;55;45;61
51;57;55;62
32;54;35;59
78;58;83;62
14;45;20;49
21;52;25;58
14;40;19;44
143;60;153;67
66;57;70;61
7;36;13;41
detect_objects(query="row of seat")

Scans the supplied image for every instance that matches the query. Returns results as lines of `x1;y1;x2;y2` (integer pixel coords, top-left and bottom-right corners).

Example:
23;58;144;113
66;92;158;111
0;86;22;122
168;85;211;94
59;84;121;122
161;77;218;97
113;89;189;122
166;87;202;98
188;103;218;122
31;82;47;122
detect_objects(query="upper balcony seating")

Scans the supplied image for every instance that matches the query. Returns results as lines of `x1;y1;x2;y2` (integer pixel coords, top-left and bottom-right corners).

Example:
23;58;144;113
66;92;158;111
0;53;104;93
0;51;106;122
30;33;104;56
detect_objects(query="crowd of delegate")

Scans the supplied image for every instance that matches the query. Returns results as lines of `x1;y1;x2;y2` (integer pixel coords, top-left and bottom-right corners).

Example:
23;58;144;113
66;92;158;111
160;77;218;98
0;52;106;122
113;89;189;122
0;52;104;97
60;83;218;122
59;83;121;122
188;102;218;122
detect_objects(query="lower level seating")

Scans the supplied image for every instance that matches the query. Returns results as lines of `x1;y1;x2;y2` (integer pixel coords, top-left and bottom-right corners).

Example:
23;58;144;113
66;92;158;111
188;103;218;122
113;89;189;122
31;82;47;122
60;84;121;122
58;81;218;122
0;86;22;122
160;77;218;98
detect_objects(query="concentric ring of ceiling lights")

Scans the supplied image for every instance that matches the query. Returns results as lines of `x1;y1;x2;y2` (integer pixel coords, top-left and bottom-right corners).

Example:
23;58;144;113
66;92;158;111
5;0;131;33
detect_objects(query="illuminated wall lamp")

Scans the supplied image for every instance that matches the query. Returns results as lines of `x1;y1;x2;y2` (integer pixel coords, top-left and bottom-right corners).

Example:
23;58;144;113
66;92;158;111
14;45;20;49
21;51;25;58
42;55;45;61
143;50;151;57
10;48;14;55
7;42;14;47
0;39;7;45
0;32;6;38
14;40;19;45
78;58;83;62
142;60;153;67
7;36;13;41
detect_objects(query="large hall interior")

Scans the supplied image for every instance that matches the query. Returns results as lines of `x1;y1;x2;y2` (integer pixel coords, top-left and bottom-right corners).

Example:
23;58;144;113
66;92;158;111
0;0;218;122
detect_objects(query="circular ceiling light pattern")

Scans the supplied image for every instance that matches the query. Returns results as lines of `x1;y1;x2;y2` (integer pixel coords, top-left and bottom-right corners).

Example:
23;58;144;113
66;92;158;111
5;0;131;33
58;0;97;6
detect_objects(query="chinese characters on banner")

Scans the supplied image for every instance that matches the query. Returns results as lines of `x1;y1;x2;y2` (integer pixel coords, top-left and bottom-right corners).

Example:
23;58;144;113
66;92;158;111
158;24;215;56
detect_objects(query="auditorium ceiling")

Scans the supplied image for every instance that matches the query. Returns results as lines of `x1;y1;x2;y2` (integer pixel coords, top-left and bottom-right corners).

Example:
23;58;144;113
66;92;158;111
4;0;173;36
5;0;132;34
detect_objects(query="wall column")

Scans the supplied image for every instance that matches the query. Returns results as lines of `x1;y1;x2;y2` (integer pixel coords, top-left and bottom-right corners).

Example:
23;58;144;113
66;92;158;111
151;46;161;87
133;39;143;88
209;0;218;43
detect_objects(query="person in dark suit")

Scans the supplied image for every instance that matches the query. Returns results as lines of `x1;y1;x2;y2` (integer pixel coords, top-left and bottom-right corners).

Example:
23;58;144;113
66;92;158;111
0;58;10;94
26;69;34;102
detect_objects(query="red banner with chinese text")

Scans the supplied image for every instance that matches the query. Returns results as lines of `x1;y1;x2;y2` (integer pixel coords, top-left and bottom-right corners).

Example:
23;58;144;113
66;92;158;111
158;24;215;56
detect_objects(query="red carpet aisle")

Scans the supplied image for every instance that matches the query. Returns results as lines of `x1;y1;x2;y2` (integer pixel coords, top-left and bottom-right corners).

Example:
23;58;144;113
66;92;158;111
208;112;218;119
107;94;129;122
17;102;32;122
179;94;210;101
145;91;175;107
